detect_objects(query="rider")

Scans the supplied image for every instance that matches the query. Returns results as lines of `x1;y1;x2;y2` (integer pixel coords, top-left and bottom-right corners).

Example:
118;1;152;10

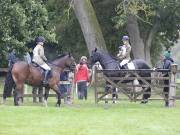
117;35;131;69
32;36;51;84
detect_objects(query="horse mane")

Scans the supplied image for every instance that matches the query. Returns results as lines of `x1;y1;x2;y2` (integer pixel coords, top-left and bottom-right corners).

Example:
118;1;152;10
49;54;67;62
98;50;119;61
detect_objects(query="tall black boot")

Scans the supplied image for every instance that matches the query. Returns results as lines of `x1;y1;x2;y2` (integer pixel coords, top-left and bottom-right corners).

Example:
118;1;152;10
43;70;50;85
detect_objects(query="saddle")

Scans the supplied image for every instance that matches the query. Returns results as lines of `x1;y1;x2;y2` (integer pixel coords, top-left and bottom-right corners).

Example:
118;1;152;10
31;62;44;72
120;61;135;70
31;62;52;85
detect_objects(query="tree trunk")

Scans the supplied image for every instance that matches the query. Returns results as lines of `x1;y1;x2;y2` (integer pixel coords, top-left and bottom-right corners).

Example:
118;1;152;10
145;21;159;66
126;15;145;59
72;0;107;55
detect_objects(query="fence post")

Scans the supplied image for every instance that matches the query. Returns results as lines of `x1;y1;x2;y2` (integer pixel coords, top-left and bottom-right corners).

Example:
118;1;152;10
93;66;98;104
168;64;178;107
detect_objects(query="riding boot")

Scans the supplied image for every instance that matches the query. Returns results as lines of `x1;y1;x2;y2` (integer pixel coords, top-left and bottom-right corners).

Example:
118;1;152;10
43;70;50;85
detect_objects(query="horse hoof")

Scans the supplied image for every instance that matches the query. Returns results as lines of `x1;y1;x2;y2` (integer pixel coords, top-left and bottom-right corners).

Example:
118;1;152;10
112;101;116;104
165;102;169;107
56;103;60;108
14;103;19;106
141;100;148;104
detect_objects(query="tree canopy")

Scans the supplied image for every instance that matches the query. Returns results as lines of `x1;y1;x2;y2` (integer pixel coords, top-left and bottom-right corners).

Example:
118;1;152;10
0;0;56;66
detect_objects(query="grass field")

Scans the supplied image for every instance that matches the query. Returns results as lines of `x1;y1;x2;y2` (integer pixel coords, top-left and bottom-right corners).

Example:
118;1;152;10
0;77;180;135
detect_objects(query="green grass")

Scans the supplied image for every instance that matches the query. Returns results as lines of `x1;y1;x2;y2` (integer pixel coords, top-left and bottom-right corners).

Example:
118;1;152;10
0;77;180;135
1;96;180;135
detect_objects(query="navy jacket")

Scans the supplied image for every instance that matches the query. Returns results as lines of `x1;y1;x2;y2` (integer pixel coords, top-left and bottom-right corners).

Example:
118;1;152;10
7;52;17;67
163;58;174;69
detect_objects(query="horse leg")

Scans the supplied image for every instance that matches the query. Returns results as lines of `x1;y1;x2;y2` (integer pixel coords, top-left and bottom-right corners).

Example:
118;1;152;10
105;82;111;104
38;86;43;103
44;86;50;107
13;83;24;106
13;89;19;106
32;87;38;103
141;79;151;104
112;87;118;104
52;85;61;107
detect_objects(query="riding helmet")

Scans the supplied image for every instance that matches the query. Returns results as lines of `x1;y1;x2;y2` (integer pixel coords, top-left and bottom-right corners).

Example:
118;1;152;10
122;35;129;41
35;36;45;43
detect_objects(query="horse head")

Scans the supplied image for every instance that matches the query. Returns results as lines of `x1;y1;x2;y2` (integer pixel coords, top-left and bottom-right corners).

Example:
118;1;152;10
65;53;76;71
90;48;101;65
51;53;76;71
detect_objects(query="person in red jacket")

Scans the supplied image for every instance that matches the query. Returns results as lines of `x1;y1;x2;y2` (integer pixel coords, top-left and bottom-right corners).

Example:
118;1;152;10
74;56;89;100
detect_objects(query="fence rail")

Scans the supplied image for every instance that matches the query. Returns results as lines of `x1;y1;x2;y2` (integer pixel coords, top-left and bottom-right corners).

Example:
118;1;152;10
0;68;8;72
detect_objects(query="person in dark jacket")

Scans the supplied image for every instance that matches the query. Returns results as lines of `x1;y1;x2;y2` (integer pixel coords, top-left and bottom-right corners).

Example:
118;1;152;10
7;48;17;68
162;51;174;107
58;70;72;104
3;48;18;101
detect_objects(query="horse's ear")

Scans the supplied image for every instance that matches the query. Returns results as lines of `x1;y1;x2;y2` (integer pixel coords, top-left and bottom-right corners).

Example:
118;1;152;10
68;52;71;57
95;48;97;52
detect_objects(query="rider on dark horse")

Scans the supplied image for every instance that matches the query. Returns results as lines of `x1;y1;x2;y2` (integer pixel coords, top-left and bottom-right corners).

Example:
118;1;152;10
117;35;132;69
32;36;51;85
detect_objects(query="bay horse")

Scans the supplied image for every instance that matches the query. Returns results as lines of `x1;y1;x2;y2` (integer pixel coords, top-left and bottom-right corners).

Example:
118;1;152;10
3;53;76;107
90;48;151;103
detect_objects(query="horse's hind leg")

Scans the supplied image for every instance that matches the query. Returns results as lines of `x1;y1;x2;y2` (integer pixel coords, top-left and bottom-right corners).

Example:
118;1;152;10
14;89;19;106
14;83;24;106
105;84;110;104
141;79;151;104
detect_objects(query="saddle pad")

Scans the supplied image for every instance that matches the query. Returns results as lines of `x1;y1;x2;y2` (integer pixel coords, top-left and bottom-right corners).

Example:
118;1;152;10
127;62;135;69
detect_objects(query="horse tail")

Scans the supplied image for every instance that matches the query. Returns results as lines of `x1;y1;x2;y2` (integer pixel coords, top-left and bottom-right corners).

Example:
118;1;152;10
3;67;15;99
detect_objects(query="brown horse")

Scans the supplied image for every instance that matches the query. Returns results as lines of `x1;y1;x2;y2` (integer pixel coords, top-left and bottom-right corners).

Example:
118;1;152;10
3;54;75;107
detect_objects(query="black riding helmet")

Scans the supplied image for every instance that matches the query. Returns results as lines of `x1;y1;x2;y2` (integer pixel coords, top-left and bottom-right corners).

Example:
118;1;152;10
35;36;45;43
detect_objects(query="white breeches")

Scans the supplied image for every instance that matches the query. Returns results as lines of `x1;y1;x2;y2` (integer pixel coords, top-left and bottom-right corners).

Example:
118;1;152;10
120;59;129;66
40;63;51;70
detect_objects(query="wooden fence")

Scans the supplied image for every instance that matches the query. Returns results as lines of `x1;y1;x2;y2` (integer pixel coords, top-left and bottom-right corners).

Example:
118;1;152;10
93;64;178;107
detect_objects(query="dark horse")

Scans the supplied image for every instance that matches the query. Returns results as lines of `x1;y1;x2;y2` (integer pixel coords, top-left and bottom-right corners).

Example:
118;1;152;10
3;54;75;107
90;48;151;103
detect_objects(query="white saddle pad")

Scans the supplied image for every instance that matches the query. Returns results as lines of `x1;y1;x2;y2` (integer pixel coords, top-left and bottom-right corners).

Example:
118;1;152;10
127;62;135;69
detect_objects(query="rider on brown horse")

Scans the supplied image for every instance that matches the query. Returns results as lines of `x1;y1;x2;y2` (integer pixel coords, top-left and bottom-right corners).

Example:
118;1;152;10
32;36;51;85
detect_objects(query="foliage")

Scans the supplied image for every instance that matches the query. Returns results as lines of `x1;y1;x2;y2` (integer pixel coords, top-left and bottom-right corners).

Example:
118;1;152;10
0;0;57;67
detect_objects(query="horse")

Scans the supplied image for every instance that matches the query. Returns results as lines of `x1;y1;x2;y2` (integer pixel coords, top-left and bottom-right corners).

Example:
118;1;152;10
90;48;151;103
2;53;76;107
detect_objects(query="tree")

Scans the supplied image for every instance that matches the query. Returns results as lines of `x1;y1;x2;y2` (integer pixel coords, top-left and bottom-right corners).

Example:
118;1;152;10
72;0;107;54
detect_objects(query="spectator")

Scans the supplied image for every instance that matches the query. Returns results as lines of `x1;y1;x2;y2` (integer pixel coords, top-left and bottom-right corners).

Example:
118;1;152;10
24;49;32;64
7;48;18;68
74;56;90;100
162;51;174;107
3;48;18;98
58;70;72;104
